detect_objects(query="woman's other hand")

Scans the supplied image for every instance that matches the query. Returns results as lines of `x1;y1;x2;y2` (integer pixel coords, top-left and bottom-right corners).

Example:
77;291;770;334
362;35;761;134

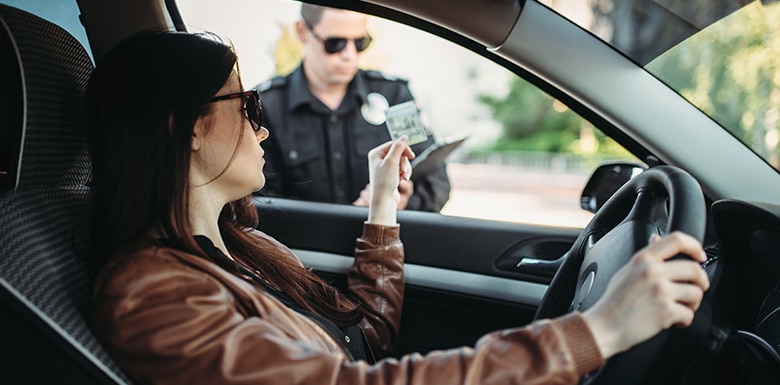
582;231;710;359
364;136;415;225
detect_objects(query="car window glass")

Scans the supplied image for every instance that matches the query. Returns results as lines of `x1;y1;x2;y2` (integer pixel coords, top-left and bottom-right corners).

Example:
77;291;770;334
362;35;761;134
0;0;92;61
648;2;780;171
544;0;780;172
176;0;639;228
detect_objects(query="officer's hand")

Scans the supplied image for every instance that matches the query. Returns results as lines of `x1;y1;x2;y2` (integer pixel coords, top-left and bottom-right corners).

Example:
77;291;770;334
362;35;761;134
355;180;413;210
353;186;370;207
397;180;413;209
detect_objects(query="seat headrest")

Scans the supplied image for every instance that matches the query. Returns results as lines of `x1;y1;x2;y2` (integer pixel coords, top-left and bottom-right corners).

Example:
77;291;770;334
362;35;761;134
0;4;93;192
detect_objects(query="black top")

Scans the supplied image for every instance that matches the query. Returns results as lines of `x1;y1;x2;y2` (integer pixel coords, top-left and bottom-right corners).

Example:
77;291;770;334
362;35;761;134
161;235;373;362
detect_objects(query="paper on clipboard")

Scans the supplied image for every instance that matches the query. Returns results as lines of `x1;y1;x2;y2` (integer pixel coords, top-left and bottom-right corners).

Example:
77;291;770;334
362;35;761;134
410;134;468;182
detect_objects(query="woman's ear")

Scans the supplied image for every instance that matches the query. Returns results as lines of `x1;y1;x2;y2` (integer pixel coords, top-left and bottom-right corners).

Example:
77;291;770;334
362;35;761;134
191;117;206;152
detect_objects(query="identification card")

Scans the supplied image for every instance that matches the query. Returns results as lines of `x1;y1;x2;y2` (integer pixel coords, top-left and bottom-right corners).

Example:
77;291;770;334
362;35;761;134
384;101;428;145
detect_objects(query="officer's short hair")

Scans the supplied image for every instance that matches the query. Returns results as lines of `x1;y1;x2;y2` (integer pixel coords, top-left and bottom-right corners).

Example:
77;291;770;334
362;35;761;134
301;4;328;26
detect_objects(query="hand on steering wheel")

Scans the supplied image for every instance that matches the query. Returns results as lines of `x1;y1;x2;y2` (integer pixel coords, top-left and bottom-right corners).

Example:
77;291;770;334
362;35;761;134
536;166;710;384
583;232;709;358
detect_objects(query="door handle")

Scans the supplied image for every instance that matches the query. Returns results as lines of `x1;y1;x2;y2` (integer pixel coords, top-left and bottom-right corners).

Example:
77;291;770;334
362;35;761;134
495;238;572;283
515;253;566;280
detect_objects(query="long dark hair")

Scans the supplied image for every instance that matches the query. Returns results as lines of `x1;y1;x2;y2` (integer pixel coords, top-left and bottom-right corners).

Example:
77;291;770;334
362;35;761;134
85;31;362;325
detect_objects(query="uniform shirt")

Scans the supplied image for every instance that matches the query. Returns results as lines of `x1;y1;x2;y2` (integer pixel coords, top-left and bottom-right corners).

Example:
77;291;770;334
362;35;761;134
256;65;451;212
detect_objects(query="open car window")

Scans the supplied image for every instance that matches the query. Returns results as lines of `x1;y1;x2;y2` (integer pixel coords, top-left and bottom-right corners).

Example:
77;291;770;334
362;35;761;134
176;0;639;228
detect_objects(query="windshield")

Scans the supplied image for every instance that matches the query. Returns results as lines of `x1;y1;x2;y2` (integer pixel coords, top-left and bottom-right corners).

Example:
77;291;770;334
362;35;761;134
544;0;780;170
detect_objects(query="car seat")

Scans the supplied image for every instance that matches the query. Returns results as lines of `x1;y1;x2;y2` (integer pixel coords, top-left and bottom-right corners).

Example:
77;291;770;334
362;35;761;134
0;4;132;384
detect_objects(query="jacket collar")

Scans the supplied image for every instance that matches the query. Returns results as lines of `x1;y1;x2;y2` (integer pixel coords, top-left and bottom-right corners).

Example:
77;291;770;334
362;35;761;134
286;64;368;112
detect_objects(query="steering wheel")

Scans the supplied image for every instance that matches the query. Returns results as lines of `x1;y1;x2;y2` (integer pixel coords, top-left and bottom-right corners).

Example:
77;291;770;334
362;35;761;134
535;165;708;384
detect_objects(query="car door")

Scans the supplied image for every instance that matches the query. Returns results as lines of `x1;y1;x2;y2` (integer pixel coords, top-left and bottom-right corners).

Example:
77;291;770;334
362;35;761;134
174;0;642;357
254;196;582;356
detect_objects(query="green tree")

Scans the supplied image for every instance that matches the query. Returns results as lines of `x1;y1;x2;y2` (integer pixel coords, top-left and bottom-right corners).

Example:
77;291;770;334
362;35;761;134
648;2;780;165
477;77;630;157
477;79;579;152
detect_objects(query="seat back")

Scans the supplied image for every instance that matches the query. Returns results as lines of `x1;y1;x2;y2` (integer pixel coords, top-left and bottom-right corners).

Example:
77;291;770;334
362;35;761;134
0;4;132;384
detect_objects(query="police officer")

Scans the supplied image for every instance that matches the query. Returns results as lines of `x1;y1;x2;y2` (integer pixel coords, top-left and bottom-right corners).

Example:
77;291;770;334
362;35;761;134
255;4;450;212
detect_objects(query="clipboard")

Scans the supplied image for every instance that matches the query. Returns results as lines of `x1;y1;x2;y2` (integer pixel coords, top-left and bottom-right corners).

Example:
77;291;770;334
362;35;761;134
410;134;468;182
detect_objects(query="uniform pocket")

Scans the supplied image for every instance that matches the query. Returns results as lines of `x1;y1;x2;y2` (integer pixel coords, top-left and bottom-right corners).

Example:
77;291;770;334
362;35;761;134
279;129;324;166
350;124;391;158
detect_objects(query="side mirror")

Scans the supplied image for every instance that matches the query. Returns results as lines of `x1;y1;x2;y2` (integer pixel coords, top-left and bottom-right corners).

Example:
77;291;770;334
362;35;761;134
580;162;647;214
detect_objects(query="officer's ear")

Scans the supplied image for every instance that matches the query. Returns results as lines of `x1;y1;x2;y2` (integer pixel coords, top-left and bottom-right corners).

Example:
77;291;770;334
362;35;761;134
295;21;309;43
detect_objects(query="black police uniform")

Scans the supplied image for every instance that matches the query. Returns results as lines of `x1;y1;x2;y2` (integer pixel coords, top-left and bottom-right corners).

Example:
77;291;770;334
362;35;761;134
255;65;451;212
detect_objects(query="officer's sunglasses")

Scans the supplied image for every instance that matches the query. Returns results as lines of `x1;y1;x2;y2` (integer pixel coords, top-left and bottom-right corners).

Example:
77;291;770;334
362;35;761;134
305;21;373;54
208;89;262;131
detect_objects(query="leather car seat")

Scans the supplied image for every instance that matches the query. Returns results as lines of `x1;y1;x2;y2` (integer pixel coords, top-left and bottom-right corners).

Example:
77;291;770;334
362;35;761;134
0;4;132;384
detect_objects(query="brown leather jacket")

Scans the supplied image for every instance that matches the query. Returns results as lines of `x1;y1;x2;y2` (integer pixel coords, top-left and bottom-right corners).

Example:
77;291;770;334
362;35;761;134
91;223;604;385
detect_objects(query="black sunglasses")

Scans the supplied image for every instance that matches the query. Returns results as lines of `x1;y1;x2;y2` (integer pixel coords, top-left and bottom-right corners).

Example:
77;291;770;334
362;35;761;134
208;89;262;131
305;22;373;54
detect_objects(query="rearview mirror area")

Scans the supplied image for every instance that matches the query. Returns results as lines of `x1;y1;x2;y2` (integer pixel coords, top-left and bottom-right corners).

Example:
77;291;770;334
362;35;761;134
580;162;647;214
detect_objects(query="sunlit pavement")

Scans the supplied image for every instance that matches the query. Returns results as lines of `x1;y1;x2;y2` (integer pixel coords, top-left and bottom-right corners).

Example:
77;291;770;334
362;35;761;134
440;163;595;228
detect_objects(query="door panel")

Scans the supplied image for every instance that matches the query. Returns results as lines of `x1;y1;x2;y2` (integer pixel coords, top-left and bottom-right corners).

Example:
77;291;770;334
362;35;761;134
254;196;581;355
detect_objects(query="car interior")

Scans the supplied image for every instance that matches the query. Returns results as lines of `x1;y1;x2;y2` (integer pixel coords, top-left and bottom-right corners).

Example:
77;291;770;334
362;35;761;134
2;0;780;384
0;4;132;383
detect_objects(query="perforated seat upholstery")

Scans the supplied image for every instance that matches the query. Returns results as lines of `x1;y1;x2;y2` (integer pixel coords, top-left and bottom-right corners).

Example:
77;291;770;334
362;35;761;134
0;4;132;384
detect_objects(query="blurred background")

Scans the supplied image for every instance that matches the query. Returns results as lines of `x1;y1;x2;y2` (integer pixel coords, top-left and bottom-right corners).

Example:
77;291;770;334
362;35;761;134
175;0;638;228
8;0;778;227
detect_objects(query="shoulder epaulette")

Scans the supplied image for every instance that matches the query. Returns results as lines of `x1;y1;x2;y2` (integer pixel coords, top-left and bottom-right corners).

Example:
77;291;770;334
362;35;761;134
363;69;408;84
256;76;287;93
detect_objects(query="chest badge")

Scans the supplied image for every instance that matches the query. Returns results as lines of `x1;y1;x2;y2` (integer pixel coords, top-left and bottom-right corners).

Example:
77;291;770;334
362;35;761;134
360;92;389;126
